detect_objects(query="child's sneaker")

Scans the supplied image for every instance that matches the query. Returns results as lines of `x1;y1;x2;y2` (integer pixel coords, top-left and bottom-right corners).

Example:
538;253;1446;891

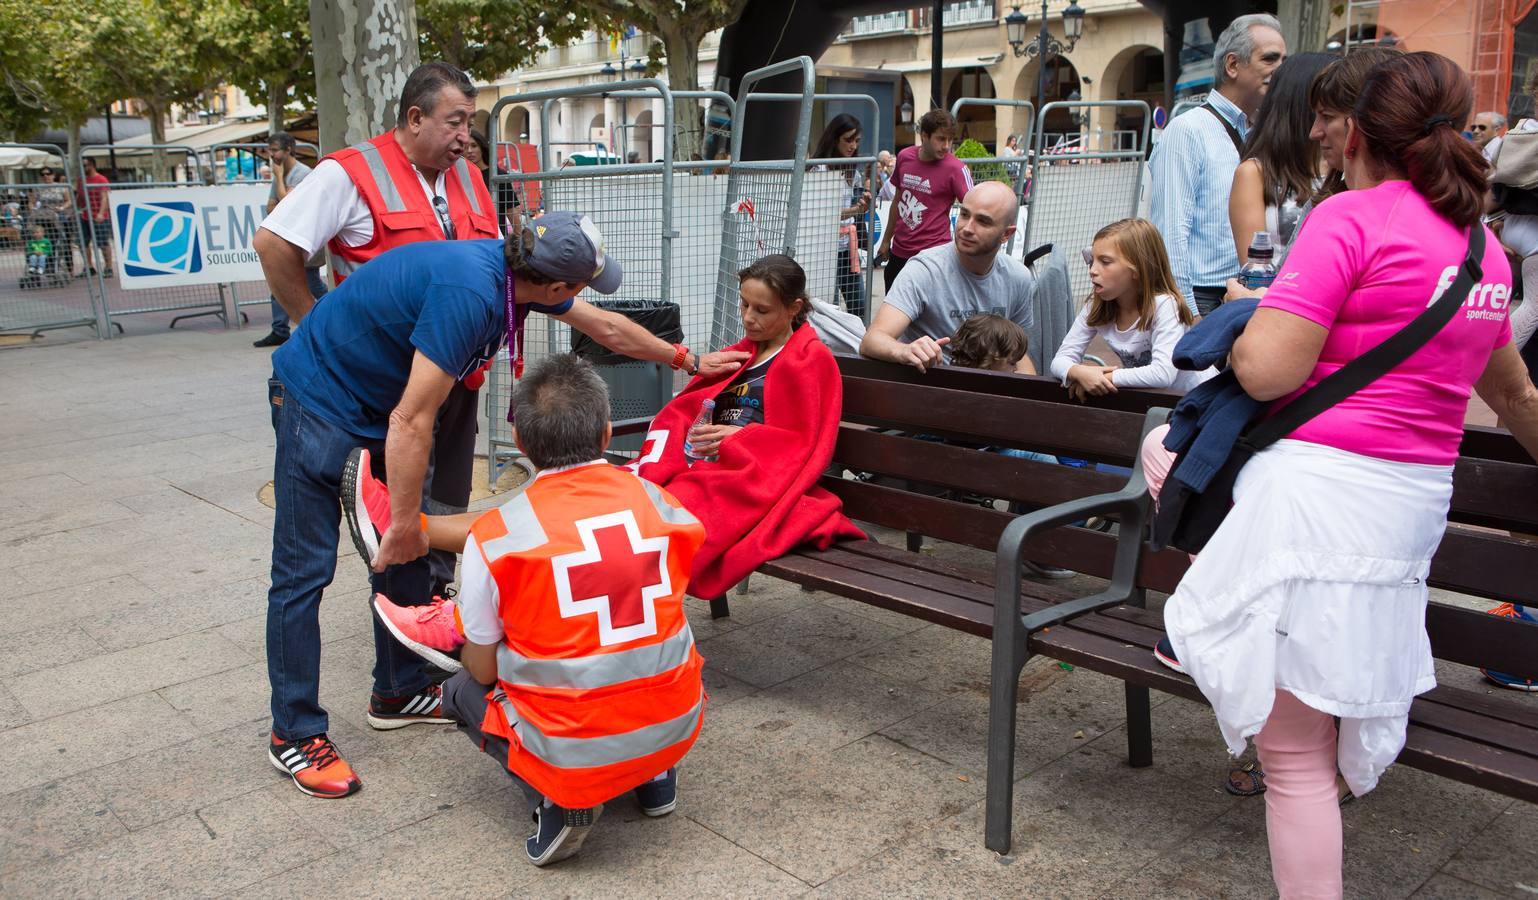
341;447;391;570
1481;603;1538;691
1153;636;1186;674
526;803;602;866
634;768;677;817
373;594;465;672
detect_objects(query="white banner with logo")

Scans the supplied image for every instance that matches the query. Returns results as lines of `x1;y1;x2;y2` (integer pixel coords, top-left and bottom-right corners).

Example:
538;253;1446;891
109;185;269;290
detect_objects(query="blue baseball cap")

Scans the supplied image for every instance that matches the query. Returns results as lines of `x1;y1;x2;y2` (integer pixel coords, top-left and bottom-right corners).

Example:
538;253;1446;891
525;211;623;294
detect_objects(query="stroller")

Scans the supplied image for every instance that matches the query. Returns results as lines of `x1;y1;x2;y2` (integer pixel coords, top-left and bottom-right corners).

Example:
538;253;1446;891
19;218;72;290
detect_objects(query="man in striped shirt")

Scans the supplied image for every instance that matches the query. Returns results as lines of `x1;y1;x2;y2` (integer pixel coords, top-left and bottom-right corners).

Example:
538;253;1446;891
1149;14;1286;317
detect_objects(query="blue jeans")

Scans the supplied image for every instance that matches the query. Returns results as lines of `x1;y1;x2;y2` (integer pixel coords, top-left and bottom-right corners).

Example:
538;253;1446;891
270;267;330;338
837;246;866;321
266;377;434;741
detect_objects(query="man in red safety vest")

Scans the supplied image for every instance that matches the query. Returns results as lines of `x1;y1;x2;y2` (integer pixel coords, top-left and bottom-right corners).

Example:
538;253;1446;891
254;62;500;712
381;353;707;866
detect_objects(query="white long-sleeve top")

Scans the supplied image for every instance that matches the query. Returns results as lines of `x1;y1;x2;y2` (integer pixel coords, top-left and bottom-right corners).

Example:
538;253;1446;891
1050;293;1214;393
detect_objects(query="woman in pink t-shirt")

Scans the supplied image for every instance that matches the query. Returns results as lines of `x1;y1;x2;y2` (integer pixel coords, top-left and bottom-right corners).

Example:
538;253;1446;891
1165;53;1538;899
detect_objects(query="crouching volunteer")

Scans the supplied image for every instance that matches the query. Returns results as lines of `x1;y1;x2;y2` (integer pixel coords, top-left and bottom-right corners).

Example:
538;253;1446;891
436;354;706;866
262;213;743;800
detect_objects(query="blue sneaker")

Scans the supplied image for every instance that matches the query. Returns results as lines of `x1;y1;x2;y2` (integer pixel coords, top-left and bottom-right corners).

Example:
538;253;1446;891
1482;604;1538;691
525;802;602;867
1153;636;1186;674
635;768;677;817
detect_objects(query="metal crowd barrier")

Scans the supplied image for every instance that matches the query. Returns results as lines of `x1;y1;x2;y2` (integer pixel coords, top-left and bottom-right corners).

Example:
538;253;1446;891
0;143;113;339
81;143;235;329
1021;101;1152;299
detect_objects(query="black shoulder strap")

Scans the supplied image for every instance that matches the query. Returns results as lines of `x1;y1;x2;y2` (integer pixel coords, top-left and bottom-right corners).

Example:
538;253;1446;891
1202;103;1245;154
1244;225;1486;451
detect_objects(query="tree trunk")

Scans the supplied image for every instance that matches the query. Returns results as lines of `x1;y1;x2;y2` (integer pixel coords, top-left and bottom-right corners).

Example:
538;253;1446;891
145;99;170;183
1276;0;1332;60
66;121;81;191
308;0;421;153
658;21;702;161
268;83;287;135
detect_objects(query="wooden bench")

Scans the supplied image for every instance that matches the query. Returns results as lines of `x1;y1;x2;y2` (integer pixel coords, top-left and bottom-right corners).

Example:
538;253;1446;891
613;354;1538;853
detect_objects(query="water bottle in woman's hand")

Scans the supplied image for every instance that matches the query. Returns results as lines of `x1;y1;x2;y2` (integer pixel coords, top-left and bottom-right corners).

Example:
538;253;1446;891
1239;231;1278;291
684;399;718;464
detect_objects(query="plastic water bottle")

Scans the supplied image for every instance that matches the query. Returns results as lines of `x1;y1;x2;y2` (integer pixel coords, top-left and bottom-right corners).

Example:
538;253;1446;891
1238;231;1277;291
683;399;717;464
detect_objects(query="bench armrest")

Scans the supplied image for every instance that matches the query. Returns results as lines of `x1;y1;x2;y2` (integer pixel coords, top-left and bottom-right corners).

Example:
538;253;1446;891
992;408;1169;656
611;416;651;437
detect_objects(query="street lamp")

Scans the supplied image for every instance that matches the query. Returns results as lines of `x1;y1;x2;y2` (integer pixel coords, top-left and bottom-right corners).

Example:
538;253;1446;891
603;40;648;161
1006;0;1086;138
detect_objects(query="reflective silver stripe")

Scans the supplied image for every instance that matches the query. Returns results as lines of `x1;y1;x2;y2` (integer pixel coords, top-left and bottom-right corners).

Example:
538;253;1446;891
353;141;407;212
480;492;547;558
636;479;701;529
498;690;703;770
497;622;695;691
331;255;357;276
452;158;484;216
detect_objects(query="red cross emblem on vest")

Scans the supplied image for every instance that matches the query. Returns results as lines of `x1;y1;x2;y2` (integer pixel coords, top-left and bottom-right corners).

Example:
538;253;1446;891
550;510;672;646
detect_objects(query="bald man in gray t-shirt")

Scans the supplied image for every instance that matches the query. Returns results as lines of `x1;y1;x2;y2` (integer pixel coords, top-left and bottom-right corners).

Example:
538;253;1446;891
860;181;1036;373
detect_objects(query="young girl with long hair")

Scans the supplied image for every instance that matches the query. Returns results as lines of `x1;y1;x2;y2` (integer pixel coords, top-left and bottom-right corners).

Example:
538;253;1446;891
1050;218;1208;400
1228;52;1336;265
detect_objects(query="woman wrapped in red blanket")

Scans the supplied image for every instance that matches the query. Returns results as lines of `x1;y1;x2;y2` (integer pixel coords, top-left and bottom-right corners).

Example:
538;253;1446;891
357;255;864;662
626;254;865;598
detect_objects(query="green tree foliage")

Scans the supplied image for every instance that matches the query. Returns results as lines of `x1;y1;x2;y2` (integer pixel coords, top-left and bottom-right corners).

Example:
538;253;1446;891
0;0;114;157
204;0;315;133
566;0;752;159
955;137;1009;185
417;0;592;84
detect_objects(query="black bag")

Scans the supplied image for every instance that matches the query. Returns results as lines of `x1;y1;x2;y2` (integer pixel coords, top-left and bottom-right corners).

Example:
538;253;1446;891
1491;183;1538;216
1152;226;1485;554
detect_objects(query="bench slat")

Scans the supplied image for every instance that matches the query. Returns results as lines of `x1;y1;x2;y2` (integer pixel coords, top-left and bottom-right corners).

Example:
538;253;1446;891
1406;696;1538;759
1397;725;1538;803
834;428;1125;510
840;377;1147;464
758;553;995;637
1450;457;1538;531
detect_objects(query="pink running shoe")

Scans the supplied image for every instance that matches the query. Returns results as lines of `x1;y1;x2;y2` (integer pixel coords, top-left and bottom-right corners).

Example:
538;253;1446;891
372;594;465;672
341;447;392;570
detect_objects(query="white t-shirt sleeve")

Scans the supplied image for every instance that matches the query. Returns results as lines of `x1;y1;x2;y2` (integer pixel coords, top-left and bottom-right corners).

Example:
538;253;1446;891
1050;307;1096;383
455;534;505;645
1110;295;1186;389
259;158;374;255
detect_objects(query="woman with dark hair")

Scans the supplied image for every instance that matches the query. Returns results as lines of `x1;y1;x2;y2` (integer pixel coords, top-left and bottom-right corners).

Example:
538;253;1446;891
1168;53;1538;897
1227;52;1335;265
811;114;870;320
1306;47;1404;204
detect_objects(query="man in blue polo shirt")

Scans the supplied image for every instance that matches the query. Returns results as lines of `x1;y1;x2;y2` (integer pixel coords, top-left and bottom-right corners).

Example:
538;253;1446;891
264;211;746;799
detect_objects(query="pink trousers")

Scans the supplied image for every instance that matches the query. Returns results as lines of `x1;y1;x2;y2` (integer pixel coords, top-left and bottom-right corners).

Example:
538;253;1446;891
1142;426;1344;898
1256;691;1344;898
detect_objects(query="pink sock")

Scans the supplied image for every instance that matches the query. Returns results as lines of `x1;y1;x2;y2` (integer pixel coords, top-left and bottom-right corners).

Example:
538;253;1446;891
1254;690;1344;899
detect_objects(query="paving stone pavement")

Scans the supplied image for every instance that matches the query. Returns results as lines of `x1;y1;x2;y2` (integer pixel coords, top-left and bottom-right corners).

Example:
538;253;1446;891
1;328;1534;898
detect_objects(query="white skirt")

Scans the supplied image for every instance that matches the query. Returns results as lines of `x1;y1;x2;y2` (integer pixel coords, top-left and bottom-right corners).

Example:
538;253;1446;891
1164;439;1453;797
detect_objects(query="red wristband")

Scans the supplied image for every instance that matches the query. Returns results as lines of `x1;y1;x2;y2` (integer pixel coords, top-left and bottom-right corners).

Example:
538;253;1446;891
670;343;689;371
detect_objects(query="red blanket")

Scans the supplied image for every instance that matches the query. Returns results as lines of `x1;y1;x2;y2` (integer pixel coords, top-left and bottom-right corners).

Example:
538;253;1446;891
630;324;865;598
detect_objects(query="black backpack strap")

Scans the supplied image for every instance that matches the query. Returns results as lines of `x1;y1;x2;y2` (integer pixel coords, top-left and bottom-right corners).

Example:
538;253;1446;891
1202;103;1245;155
1243;225;1486;452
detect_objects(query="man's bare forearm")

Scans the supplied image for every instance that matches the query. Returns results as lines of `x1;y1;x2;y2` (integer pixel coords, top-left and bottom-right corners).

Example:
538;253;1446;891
859;328;906;364
383;408;434;533
255;228;316;321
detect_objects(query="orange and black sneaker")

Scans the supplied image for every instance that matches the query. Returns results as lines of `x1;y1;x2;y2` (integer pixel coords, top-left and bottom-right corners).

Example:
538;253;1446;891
367;682;455;730
268;733;362;799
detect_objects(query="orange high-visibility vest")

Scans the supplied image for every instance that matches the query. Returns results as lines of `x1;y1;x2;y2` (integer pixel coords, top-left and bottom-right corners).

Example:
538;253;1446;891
323;130;498;285
472;462;707;809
